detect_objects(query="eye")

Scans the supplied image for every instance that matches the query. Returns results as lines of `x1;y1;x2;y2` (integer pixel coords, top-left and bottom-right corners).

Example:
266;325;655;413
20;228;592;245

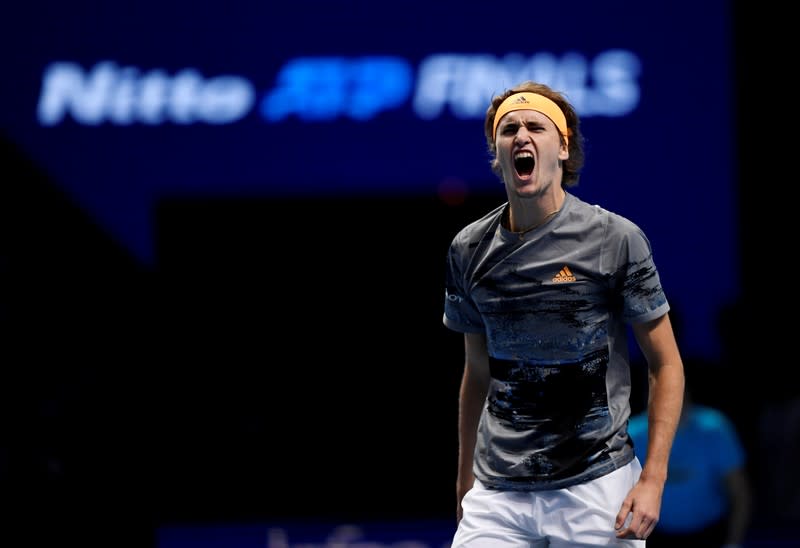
501;124;517;135
525;122;545;133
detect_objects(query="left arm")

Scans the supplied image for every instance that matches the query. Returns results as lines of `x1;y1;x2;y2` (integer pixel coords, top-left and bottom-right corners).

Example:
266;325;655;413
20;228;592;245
615;312;685;539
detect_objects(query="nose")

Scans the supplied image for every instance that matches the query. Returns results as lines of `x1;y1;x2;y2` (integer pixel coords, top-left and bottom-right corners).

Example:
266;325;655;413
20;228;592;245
514;126;531;144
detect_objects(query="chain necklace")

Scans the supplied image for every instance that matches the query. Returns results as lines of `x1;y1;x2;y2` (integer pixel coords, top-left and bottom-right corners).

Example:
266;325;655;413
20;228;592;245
509;208;560;237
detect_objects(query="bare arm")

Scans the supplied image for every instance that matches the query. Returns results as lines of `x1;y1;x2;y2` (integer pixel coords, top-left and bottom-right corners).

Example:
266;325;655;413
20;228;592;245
615;312;685;539
456;331;491;522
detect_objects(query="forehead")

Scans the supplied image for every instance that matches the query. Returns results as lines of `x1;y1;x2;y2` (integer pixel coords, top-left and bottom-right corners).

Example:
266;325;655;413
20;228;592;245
498;109;553;128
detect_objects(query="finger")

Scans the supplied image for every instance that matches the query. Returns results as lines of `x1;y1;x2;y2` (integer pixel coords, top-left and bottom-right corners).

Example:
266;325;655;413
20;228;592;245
615;501;632;528
640;521;657;539
615;526;637;540
620;517;655;541
617;513;645;540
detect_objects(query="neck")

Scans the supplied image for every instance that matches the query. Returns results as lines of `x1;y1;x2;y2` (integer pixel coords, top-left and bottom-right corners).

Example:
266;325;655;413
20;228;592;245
508;190;566;233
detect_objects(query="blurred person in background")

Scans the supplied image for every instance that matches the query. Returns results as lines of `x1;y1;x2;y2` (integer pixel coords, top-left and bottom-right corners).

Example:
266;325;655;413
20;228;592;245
628;359;752;547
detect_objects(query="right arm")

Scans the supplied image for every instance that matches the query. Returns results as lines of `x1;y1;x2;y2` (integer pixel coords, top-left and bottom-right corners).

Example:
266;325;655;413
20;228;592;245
456;331;491;522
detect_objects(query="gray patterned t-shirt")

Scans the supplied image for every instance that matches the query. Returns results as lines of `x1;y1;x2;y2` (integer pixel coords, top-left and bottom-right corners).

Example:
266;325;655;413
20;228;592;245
443;191;669;491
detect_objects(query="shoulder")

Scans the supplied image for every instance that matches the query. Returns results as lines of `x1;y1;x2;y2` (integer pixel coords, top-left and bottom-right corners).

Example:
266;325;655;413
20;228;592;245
564;194;642;233
450;202;505;249
565;194;652;251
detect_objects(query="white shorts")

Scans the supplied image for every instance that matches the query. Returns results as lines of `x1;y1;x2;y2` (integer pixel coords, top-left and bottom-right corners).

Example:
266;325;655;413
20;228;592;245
452;458;646;547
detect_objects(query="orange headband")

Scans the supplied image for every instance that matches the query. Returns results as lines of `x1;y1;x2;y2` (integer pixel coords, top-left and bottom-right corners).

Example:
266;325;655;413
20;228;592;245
492;92;569;145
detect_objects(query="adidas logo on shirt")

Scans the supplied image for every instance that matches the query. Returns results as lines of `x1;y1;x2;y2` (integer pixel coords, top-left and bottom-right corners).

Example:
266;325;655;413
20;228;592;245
552;266;576;283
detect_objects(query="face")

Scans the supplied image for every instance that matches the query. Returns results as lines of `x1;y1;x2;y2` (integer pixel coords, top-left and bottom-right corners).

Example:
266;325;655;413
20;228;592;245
495;109;569;198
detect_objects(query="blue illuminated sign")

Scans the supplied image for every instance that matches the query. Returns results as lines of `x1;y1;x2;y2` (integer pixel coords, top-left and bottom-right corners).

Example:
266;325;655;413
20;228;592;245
1;0;736;360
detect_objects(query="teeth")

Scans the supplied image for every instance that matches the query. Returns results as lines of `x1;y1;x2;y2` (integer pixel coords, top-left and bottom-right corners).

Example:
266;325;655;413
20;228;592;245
514;151;533;159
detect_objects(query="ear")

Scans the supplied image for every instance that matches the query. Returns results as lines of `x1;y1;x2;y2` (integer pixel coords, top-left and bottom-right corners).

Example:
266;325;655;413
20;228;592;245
559;141;569;160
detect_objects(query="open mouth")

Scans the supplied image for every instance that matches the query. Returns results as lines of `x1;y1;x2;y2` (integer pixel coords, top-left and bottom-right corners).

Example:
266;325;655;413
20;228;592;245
514;151;534;176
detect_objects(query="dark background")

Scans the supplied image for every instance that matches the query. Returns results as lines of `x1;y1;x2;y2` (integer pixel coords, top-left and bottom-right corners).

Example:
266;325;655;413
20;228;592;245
1;2;797;547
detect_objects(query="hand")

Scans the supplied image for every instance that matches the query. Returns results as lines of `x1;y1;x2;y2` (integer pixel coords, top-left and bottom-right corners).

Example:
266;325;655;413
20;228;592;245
614;477;663;540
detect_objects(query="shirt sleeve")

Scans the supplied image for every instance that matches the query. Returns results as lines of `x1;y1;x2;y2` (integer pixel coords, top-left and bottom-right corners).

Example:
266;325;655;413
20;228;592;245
612;220;670;324
442;236;484;333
